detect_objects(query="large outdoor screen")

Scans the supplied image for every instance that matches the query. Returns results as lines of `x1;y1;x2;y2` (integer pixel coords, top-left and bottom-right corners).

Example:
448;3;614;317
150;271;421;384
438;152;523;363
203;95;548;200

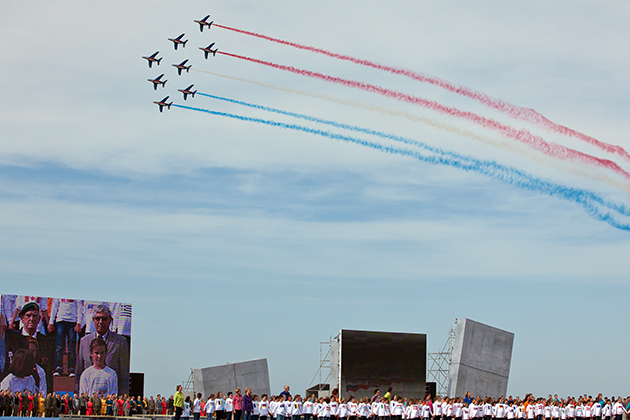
1;294;131;397
340;329;426;399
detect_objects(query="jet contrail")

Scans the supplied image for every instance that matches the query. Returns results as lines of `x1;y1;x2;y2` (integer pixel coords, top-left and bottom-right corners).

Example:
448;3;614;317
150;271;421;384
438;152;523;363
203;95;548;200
172;103;630;231
214;23;630;163
192;68;630;196
217;51;630;182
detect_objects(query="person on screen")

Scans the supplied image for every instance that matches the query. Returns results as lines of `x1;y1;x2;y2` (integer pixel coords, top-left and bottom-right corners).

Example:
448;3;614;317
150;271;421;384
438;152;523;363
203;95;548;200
0;349;38;394
75;305;129;395
79;337;118;398
47;298;81;377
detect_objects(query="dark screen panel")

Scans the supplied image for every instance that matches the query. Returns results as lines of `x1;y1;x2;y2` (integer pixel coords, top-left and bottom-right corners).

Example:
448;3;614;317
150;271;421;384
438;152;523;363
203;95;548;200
340;329;426;399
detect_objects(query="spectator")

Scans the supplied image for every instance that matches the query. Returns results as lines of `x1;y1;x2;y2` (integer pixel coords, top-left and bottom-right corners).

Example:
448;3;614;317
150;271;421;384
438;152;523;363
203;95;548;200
174;385;184;420
243;387;254;420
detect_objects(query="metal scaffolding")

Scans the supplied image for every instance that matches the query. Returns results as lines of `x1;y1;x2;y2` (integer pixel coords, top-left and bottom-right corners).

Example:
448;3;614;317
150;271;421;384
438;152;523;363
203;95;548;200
182;369;195;392
427;320;457;396
308;335;338;395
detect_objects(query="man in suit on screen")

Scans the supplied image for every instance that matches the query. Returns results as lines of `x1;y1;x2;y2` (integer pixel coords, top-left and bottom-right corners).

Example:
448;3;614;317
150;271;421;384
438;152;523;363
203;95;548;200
75;304;129;395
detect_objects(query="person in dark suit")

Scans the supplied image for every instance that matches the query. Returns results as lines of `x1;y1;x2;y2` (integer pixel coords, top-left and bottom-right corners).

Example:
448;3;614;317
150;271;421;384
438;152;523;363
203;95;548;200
75;305;129;395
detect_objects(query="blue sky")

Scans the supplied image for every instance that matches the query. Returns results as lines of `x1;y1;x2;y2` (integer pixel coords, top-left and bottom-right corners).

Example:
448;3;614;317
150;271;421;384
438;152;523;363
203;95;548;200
1;1;630;398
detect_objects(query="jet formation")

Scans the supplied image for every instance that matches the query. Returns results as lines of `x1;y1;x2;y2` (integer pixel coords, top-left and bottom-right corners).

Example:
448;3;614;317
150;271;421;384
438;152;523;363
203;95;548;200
147;14;218;111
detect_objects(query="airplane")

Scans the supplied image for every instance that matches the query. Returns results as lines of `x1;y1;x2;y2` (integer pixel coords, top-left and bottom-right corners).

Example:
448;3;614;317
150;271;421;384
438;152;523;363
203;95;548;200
172;59;192;76
199;43;218;59
153;96;173;112
167;33;188;50
142;51;162;68
147;74;167;90
194;15;213;32
177;84;197;100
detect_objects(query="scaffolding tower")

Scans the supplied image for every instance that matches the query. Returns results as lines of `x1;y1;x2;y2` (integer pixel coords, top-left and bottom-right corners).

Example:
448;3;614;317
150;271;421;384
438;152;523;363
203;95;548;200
308;335;337;395
427;320;457;396
182;369;195;392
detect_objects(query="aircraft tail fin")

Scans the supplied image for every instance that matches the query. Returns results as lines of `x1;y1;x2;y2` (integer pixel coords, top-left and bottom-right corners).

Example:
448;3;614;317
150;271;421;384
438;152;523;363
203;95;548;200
183;40;188;48
192;91;197;98
209;21;214;28
212;49;217;57
157;58;162;65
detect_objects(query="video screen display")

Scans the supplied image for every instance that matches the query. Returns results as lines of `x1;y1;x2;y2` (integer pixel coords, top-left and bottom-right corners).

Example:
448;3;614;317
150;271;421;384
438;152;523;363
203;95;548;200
1;294;131;397
340;329;426;399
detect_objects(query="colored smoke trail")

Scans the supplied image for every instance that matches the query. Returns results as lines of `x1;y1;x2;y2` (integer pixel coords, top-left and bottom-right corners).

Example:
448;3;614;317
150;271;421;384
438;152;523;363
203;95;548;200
193;69;630;196
215;23;630;163
172;103;630;231
217;51;630;182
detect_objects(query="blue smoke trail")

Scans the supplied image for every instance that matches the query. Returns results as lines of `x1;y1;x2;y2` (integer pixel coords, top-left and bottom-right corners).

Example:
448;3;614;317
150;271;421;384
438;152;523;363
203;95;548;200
172;103;630;231
199;92;456;160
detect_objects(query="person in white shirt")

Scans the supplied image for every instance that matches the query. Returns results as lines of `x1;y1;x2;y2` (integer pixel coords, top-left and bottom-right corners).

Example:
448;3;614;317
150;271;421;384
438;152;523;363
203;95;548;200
330;396;339;420
193;393;202;420
292;396;303;420
611;398;625;420
226;393;234;420
444;398;453;420
183;396;192;420
215;392;226;420
348;396;358;420
78;337;117;398
434;397;444;420
357;398;368;420
253;394;261;420
259;395;270;420
391;397;404;420
601;400;612;420
206;394;216;420
340;398;349;420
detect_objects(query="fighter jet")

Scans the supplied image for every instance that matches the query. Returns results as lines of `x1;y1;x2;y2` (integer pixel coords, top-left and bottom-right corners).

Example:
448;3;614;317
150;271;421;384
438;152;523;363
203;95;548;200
199;43;218;59
142;51;162;68
153;96;173;112
194;15;213;32
177;84;197;100
147;74;167;90
168;33;188;50
172;59;192;76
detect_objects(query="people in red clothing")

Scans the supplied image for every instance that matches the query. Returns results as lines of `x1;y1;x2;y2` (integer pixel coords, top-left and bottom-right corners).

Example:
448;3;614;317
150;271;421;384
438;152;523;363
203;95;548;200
87;399;94;415
118;395;125;416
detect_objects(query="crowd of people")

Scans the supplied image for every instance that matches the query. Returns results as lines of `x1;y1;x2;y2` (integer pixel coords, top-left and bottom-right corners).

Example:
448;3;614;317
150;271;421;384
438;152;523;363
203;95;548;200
168;386;630;420
0;391;173;417
1;383;629;420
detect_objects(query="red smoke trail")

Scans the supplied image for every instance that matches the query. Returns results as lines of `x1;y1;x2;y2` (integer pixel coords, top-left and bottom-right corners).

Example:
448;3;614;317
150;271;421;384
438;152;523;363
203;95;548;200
218;50;630;181
215;23;630;163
